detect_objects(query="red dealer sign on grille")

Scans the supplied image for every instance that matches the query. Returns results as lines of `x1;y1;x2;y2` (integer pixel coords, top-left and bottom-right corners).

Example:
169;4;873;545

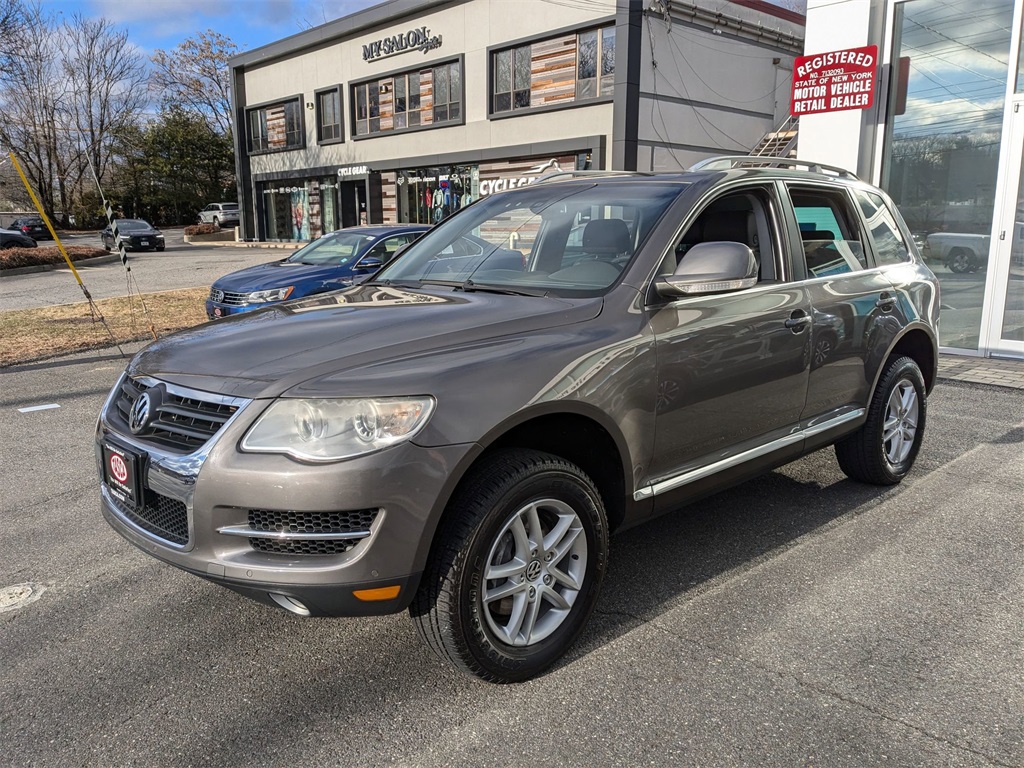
790;45;878;117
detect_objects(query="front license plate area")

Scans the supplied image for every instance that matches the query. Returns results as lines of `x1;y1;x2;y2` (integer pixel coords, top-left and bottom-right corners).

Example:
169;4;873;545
103;441;143;509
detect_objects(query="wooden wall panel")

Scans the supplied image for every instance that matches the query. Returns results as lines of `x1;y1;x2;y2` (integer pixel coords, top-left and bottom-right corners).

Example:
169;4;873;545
530;34;577;107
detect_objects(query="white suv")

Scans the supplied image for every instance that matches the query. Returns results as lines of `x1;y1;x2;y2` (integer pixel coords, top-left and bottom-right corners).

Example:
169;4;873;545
197;202;240;228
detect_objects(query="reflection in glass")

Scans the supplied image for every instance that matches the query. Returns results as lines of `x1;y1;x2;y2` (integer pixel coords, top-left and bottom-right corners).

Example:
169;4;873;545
1002;154;1024;341
1018;11;1024;92
884;0;1013;349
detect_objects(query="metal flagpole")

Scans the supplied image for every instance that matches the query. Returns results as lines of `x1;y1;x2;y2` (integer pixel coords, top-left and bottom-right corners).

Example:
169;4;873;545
7;150;126;356
87;157;158;341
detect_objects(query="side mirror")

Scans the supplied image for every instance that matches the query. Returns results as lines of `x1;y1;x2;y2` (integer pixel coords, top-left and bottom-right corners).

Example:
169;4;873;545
353;256;384;271
654;241;758;298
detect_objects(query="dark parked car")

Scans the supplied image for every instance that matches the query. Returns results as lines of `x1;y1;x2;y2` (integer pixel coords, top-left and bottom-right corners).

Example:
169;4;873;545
101;219;165;253
7;216;51;240
0;229;38;249
206;224;429;319
97;157;939;683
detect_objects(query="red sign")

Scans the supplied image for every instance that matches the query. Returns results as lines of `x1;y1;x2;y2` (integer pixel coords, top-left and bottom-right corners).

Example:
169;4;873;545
790;45;878;117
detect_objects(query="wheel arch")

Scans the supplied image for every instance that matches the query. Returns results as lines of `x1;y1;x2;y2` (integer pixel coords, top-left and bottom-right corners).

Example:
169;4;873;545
413;404;636;574
876;325;937;394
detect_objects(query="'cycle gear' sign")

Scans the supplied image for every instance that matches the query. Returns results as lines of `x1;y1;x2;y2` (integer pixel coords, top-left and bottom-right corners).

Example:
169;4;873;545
790;45;878;117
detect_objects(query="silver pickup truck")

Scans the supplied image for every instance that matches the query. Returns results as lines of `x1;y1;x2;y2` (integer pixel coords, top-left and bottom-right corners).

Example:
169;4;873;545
924;232;990;273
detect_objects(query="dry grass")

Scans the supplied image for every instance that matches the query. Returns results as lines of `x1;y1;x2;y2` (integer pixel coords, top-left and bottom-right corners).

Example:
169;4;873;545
1;287;209;367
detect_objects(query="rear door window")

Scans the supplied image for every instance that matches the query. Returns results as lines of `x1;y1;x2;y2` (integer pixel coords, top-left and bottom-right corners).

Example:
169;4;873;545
787;187;868;277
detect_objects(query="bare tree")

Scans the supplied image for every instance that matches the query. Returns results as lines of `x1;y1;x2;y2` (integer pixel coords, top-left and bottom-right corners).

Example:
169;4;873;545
150;31;237;136
0;0;22;77
63;14;148;190
0;2;66;217
0;4;146;222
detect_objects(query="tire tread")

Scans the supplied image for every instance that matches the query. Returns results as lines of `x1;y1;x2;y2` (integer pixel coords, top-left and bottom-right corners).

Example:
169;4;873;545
411;448;606;683
835;355;926;485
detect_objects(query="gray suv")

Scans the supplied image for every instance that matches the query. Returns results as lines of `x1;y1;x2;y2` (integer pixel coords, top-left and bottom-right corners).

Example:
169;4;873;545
96;158;939;683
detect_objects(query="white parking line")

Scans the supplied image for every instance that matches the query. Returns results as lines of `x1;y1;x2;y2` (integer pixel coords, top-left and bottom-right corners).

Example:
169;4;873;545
17;404;60;413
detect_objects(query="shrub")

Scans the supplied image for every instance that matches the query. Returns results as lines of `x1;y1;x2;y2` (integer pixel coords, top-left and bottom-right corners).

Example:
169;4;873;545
184;223;219;236
0;245;109;270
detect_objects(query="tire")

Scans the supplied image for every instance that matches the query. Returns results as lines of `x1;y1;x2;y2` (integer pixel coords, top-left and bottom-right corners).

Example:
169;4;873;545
835;355;927;485
1;241;17;250
156;245;165;252
212;216;220;229
104;243;111;252
946;248;975;274
411;448;609;683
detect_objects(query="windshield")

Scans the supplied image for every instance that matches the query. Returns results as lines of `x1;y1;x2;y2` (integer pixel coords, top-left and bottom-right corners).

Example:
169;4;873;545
376;182;684;296
286;231;374;265
117;220;151;231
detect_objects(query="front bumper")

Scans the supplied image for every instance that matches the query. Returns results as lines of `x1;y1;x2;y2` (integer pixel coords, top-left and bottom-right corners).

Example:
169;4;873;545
97;374;474;616
123;237;164;251
205;300;257;319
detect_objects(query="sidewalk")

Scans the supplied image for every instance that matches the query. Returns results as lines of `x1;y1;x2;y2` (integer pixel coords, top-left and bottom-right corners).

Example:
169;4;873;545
937;354;1024;390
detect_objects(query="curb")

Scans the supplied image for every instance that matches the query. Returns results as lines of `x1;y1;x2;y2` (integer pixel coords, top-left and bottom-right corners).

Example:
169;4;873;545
185;240;302;250
0;253;121;277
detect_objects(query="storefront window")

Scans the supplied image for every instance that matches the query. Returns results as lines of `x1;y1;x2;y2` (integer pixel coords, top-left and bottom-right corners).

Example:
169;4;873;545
884;0;1014;350
259;178;345;241
396;166;477;225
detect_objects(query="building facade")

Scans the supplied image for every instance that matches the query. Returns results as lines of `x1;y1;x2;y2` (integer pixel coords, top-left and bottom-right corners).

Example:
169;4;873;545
230;0;803;242
797;0;1024;360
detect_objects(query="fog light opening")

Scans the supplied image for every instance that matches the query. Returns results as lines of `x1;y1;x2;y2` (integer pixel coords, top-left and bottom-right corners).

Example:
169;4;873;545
269;592;311;616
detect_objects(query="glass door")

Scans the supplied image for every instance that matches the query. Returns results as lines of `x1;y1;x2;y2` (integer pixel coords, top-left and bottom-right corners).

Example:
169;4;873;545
985;99;1024;356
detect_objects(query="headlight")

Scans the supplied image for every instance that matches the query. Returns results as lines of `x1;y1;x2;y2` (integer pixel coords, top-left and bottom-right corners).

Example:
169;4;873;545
246;286;294;303
240;396;435;462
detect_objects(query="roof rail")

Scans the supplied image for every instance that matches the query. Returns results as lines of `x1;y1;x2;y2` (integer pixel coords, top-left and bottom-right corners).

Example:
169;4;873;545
688;155;859;179
533;170;654;184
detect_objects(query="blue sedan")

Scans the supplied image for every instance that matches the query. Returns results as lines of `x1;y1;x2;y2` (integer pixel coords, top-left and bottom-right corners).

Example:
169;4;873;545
206;225;429;319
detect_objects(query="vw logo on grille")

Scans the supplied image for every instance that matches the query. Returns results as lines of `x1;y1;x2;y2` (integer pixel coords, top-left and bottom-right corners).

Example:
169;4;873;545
128;391;154;434
211;289;225;302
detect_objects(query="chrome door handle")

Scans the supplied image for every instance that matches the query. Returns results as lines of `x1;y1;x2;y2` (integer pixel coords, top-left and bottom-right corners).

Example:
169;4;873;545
784;315;812;329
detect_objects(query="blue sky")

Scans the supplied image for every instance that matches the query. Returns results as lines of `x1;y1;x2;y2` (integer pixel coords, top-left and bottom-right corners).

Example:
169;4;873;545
63;0;803;57
69;0;380;55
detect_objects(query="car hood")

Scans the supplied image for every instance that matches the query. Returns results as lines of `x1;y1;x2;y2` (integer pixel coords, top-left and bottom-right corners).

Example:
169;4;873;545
129;284;604;399
213;260;357;292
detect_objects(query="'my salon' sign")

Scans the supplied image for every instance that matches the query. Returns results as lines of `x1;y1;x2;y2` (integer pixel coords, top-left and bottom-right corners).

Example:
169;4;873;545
362;27;443;62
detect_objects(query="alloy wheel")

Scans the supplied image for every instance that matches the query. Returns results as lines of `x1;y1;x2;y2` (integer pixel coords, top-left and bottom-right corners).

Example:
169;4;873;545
481;498;587;646
882;379;918;466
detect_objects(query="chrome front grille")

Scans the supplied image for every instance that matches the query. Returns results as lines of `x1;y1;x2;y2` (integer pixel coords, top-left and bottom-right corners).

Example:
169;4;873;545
208;288;248;306
110;376;246;454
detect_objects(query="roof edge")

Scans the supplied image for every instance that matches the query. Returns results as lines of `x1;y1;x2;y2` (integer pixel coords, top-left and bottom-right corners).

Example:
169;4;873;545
229;0;466;69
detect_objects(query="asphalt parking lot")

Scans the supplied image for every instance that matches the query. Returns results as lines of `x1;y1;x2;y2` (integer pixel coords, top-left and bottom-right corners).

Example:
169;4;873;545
1;345;1021;766
0;229;289;310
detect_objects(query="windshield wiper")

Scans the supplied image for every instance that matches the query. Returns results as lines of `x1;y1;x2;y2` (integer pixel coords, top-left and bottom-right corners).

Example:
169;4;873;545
457;279;548;297
363;278;424;288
